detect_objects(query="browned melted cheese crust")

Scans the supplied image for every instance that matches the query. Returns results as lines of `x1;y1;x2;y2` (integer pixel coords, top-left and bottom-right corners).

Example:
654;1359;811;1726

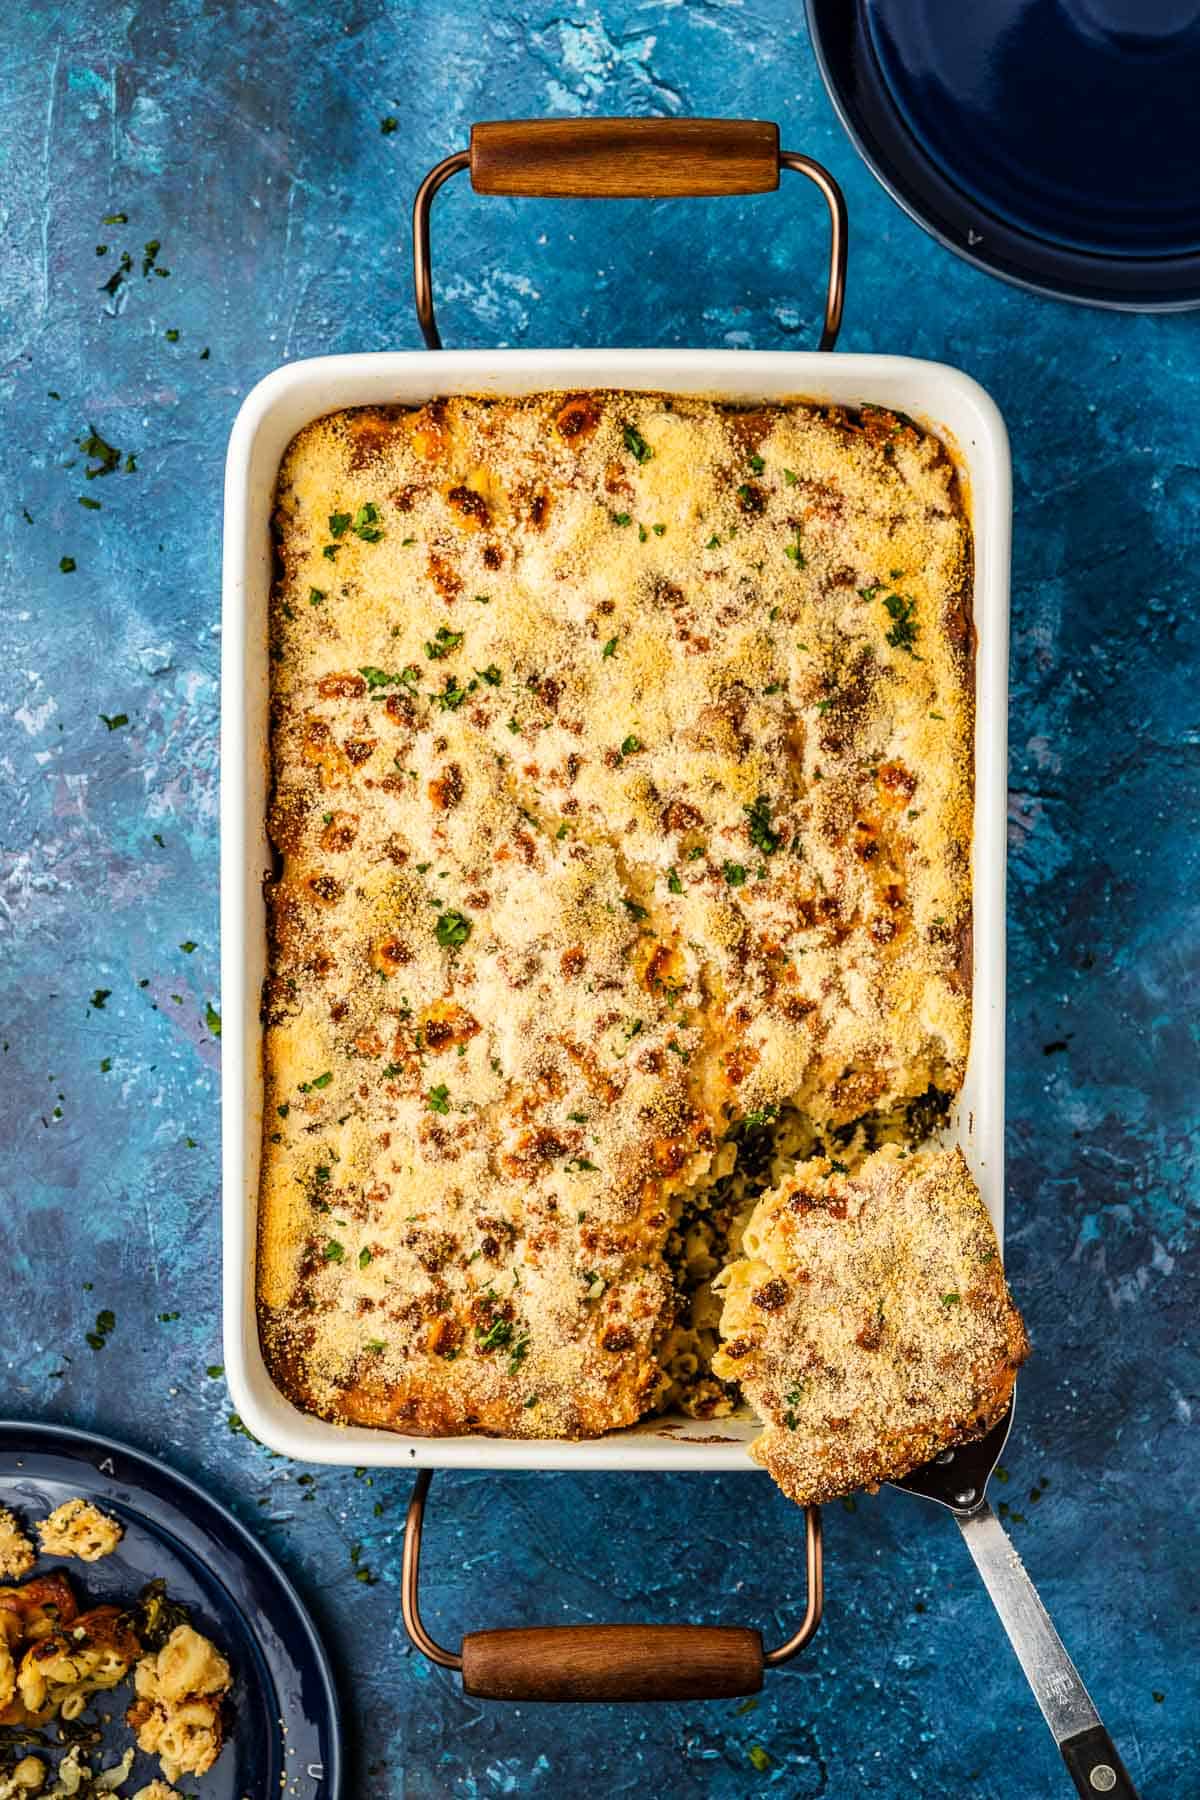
713;1145;1029;1503
259;392;975;1439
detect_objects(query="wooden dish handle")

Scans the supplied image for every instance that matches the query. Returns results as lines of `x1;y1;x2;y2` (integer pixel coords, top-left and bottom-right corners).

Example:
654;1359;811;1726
401;1471;824;1703
462;1623;762;1703
412;117;847;352
469;117;780;198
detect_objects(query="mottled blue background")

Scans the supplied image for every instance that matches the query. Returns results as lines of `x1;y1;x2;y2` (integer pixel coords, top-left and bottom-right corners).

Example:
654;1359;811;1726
1;3;1196;1796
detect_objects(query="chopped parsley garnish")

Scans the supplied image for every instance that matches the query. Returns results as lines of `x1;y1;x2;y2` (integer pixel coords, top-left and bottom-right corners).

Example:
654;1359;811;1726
298;1071;332;1092
611;511;631;527
621;898;648;921
471;592;490;603
99;712;127;731
747;452;765;474
507;1335;531;1374
941;1292;961;1307
432;675;471;710
567;1110;589;1123
638;523;648;542
329;511;352;538
602;637;618;658
476;1317;514;1351
652;523;666;536
723;861;747;887
566;1156;598;1172
622;423;652;463
381;1063;404;1080
744;795;781;855
352;501;384;540
705;533;721;549
59;556;76;574
165;327;179;342
359;665;416;690
79;495;101;509
205;1003;222;1037
743;1104;780;1129
426;1083;451;1114
309;587;326;606
365;1339;386;1353
359;1246;373;1269
784;535;805;565
323;1240;345;1262
434;909;472;950
425;625;464;660
380;115;398;134
101;251;132;295
667;868;683;894
90;988;111;1009
477;664;502;685
620;734;642;756
783;467;798;484
179;940;196;953
748;1746;772;1773
86;1308;117;1352
80;426;123;479
883;592;920;655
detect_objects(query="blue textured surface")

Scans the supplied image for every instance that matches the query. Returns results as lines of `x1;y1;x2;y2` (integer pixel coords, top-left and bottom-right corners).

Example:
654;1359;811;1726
1;4;1196;1796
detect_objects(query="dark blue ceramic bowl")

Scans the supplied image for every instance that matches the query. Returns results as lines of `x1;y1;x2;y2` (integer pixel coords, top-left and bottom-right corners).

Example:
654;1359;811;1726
806;0;1200;310
0;1421;341;1799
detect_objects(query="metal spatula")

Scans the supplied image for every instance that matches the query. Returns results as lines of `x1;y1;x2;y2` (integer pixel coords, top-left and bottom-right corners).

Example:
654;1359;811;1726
896;1405;1139;1799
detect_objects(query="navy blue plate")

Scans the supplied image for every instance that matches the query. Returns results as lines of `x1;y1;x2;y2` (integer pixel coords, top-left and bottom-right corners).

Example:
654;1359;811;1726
0;1421;341;1800
806;0;1200;310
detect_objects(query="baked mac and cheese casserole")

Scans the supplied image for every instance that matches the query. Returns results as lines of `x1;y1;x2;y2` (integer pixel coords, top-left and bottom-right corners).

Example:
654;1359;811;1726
259;390;1026;1496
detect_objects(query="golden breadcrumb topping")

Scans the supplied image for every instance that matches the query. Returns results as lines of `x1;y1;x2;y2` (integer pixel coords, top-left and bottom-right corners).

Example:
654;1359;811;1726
0;1508;36;1581
714;1145;1029;1503
259;391;975;1439
35;1500;122;1563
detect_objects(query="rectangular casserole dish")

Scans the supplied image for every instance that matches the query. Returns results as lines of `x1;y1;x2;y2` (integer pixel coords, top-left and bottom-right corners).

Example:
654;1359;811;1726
223;350;1011;1472
223;118;1011;1476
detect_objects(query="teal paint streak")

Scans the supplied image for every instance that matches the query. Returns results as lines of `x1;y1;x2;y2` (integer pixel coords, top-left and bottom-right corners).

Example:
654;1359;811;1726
1;2;1197;1795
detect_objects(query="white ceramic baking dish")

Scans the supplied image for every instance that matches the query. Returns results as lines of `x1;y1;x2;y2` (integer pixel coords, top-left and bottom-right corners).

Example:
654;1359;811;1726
221;123;1011;1478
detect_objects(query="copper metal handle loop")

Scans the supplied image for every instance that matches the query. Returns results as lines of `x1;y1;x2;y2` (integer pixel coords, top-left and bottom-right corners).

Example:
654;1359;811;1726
401;1468;824;1689
411;140;846;354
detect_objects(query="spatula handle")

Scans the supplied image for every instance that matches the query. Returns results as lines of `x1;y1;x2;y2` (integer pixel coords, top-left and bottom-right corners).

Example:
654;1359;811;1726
955;1502;1139;1799
1059;1725;1138;1800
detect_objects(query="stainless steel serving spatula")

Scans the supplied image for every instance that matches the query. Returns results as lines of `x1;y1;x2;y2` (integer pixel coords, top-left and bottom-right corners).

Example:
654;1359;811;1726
897;1406;1139;1799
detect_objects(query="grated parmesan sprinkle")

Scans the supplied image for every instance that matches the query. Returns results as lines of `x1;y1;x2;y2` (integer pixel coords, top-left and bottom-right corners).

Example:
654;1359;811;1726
259;391;975;1441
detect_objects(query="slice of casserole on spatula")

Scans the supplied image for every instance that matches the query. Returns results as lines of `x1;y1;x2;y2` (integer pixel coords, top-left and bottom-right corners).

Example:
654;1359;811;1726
713;1143;1027;1502
714;1145;1138;1800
